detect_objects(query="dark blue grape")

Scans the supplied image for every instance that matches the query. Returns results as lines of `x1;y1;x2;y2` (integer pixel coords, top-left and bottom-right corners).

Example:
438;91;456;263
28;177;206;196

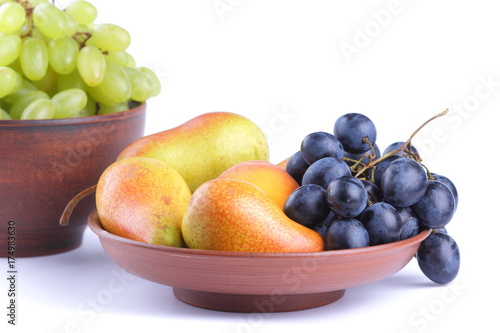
383;141;419;157
326;175;368;218
431;173;458;211
301;157;351;189
300;131;344;164
324;218;370;250
286;151;309;184
396;206;420;240
380;158;428;207
313;211;336;238
360;202;402;245
334;113;377;154
361;180;382;203
417;232;460;284
284;184;330;228
369;154;403;186
412;180;455;229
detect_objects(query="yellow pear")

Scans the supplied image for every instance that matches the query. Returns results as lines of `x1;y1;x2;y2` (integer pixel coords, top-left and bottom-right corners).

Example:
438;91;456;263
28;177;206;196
96;157;191;247
117;112;269;192
182;179;324;252
217;160;299;210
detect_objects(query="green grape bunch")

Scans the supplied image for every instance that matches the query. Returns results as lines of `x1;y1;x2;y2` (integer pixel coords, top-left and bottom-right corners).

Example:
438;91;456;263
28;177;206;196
0;0;161;120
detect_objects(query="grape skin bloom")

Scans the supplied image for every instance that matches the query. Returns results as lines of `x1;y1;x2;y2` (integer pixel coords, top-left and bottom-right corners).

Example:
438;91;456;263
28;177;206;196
417;232;460;284
334;113;377;154
380;158;428;208
326;175;368;218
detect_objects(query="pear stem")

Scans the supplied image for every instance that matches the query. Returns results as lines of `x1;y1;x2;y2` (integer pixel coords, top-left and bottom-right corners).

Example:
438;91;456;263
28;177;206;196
59;185;97;226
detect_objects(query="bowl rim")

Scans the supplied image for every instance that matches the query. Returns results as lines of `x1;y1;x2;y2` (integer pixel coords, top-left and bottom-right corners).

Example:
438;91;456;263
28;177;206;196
87;209;432;259
0;102;146;127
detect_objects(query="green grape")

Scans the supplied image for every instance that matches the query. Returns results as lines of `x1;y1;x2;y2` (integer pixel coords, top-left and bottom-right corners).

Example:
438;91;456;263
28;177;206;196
105;51;136;68
98;102;129;115
63;11;79;37
88;62;131;106
20;98;56;120
32;66;58;96
125;53;136;68
2;78;36;105
20;37;49;81
77;95;97;117
0;99;8;111
65;0;97;25
8;56;22;73
48;36;79;74
77;45;106;87
9;90;49;119
33;3;68;39
51;88;88;118
28;27;52;44
0;2;26;33
0;107;12;120
0;66;20;98
138;67;161;97
57;70;88;92
87;24;131;52
18;22;30;37
0;32;22;66
124;67;153;102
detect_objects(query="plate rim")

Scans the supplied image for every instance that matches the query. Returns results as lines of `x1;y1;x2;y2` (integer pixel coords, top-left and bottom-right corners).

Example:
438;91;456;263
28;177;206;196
87;209;431;259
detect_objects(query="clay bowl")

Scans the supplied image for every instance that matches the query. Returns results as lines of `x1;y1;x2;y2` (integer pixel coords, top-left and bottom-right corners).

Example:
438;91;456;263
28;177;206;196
88;210;431;313
0;104;146;257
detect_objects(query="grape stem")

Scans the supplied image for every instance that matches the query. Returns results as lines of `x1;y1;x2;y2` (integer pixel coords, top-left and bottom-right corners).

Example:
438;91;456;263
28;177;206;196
16;1;95;49
19;1;34;38
404;108;449;152
353;109;449;178
59;185;97;226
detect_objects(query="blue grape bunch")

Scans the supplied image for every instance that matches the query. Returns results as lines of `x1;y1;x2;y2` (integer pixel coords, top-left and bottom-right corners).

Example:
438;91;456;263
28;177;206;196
284;110;459;285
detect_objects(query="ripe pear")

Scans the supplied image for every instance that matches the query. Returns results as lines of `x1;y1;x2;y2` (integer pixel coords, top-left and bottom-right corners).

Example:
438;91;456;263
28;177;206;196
182;179;324;252
117;112;269;192
217;160;299;210
96;157;191;247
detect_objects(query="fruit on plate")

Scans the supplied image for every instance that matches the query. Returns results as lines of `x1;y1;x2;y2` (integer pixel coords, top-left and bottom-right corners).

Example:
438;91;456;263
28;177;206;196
181;179;324;252
96;157;191;247
217;160;299;210
282;109;461;284
117;112;269;192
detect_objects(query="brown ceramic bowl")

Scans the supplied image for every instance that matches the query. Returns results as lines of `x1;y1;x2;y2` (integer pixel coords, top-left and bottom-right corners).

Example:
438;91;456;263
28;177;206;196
0;104;146;257
88;210;431;313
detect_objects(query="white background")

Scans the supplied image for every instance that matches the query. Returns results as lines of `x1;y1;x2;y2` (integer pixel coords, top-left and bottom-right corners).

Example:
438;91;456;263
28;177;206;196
3;0;499;332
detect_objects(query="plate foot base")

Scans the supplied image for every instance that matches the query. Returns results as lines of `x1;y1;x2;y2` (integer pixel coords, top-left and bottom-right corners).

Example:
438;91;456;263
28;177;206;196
173;288;346;313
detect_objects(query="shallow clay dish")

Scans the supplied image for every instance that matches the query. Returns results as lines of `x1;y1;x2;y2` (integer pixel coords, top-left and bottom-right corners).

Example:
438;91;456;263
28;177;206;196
88;210;431;313
0;104;146;257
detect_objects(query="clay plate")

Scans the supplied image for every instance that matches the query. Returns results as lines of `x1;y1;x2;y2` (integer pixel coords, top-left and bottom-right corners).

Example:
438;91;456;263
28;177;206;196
88;210;431;313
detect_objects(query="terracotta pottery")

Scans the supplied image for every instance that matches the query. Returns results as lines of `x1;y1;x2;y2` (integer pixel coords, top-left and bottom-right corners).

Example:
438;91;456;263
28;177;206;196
0;104;146;257
88;210;431;313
